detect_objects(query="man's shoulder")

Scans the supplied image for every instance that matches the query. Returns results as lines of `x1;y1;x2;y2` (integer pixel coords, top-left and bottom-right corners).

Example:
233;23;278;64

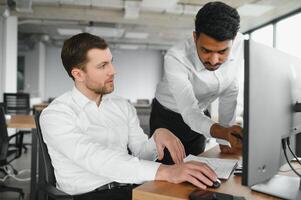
42;91;74;116
166;37;192;57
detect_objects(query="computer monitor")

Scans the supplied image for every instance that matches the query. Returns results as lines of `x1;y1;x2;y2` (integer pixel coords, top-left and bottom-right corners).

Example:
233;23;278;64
242;39;301;199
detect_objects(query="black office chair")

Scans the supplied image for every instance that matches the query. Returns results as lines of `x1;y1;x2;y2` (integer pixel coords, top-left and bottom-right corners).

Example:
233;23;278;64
0;104;25;199
3;93;31;153
34;111;73;200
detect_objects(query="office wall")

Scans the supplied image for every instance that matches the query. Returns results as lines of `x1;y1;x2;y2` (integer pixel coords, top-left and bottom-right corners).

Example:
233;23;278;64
21;44;40;97
111;49;163;102
43;46;163;102
44;46;73;99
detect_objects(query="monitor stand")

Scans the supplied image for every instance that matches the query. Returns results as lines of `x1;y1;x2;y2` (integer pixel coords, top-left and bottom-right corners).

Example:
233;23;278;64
251;174;301;200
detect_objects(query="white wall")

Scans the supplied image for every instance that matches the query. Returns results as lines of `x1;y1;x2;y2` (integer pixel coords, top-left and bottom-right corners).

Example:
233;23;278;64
111;48;163;102
21;44;40;96
44;46;73;99
42;46;163;102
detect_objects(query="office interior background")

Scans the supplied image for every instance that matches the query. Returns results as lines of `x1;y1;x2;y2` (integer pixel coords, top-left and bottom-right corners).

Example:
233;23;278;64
0;0;301;199
1;0;301;118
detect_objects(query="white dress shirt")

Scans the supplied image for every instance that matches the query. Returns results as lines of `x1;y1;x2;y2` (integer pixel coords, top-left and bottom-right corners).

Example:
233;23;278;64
155;33;244;138
40;87;160;195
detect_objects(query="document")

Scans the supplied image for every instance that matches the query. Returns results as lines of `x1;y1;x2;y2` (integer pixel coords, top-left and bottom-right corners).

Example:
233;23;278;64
184;155;238;179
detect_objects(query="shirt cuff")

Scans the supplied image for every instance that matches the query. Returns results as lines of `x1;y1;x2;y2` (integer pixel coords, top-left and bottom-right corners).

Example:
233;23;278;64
202;118;216;137
137;160;161;183
148;135;159;159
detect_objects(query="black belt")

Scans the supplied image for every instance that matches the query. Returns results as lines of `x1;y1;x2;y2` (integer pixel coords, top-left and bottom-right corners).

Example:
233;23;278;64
94;182;132;191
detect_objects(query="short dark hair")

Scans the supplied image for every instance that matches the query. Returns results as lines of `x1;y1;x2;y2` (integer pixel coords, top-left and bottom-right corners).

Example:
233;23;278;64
195;1;240;41
61;33;108;79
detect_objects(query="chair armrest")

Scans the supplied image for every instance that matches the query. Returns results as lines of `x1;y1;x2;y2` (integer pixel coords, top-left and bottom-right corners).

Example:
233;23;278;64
43;184;73;200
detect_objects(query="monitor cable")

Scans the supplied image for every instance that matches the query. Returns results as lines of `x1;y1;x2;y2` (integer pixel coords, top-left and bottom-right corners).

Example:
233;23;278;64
282;139;301;177
286;138;301;166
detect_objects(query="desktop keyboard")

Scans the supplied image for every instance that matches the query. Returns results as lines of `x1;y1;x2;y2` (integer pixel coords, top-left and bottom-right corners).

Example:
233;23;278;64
184;155;238;179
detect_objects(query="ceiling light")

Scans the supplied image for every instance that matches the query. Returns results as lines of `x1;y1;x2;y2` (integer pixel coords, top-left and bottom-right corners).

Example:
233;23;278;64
238;4;274;17
183;5;201;15
166;4;183;15
91;0;123;9
57;28;83;35
124;32;149;39
85;26;124;38
141;0;178;12
118;44;141;50
60;0;90;7
124;1;140;19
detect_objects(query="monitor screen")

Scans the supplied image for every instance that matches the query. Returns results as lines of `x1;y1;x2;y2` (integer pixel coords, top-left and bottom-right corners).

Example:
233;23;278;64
242;39;301;199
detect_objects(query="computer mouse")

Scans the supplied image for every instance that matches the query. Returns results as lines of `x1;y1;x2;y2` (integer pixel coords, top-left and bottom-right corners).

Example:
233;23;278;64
209;179;221;189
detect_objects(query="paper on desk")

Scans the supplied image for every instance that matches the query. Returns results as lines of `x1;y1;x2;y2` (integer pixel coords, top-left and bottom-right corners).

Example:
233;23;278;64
5;114;11;120
184;154;238;179
216;138;231;146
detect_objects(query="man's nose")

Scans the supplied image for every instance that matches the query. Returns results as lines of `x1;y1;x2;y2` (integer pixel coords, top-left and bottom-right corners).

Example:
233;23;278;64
109;63;116;75
209;53;219;65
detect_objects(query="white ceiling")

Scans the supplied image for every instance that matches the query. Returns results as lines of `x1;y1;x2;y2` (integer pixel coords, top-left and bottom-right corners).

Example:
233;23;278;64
1;0;301;50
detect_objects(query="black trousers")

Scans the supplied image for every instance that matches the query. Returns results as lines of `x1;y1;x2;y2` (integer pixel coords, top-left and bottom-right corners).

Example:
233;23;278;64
73;185;138;200
150;98;207;165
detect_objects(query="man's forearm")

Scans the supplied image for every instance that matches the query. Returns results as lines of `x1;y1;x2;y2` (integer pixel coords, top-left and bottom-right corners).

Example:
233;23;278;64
210;123;228;140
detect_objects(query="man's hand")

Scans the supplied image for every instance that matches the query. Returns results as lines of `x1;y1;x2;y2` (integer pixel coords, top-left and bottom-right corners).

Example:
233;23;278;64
155;161;217;189
153;128;186;164
210;124;243;154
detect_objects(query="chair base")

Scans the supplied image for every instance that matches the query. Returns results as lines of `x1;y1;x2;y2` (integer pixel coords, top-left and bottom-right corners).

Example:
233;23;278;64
0;184;24;199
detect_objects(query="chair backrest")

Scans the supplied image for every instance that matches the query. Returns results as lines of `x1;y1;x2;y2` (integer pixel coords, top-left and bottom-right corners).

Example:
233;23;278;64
136;99;150;105
0;105;9;164
34;111;57;185
3;93;30;115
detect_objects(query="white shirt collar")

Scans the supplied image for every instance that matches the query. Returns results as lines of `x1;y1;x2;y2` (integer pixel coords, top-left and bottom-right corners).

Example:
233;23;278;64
71;86;91;108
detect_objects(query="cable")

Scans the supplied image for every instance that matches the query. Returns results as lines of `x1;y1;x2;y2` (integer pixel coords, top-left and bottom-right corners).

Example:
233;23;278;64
286;138;301;166
282;139;301;177
1;165;31;182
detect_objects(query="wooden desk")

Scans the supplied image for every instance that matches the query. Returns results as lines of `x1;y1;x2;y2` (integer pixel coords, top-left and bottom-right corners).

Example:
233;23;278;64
33;103;48;112
133;147;280;200
7;115;35;129
6;115;38;200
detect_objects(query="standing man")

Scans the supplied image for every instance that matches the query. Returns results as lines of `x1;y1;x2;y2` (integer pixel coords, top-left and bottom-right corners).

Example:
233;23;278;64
150;1;243;164
40;33;218;200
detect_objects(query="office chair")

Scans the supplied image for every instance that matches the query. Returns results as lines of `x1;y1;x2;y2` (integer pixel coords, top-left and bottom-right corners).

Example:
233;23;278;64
0;105;25;199
136;99;150;105
34;111;73;200
3;93;31;153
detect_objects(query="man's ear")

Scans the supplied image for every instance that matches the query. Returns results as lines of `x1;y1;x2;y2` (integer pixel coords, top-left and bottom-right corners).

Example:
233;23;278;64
71;68;84;82
193;31;197;43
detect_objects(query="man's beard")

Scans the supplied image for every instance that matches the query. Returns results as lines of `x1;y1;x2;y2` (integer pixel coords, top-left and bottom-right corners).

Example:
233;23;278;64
203;62;222;71
87;84;114;95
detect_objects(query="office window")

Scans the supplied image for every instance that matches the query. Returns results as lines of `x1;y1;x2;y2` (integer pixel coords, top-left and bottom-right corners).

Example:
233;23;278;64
250;24;273;47
276;13;301;59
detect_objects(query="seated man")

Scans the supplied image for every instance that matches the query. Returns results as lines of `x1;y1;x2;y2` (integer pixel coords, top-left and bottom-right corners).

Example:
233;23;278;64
40;33;217;200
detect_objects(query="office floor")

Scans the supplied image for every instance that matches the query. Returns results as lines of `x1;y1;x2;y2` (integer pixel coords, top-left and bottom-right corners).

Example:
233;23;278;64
0;135;31;200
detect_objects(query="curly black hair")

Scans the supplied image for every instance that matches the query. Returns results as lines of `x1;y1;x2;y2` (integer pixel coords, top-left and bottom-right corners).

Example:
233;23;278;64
195;1;240;41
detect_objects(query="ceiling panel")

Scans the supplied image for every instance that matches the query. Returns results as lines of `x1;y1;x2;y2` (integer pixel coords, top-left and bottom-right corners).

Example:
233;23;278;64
9;0;301;50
